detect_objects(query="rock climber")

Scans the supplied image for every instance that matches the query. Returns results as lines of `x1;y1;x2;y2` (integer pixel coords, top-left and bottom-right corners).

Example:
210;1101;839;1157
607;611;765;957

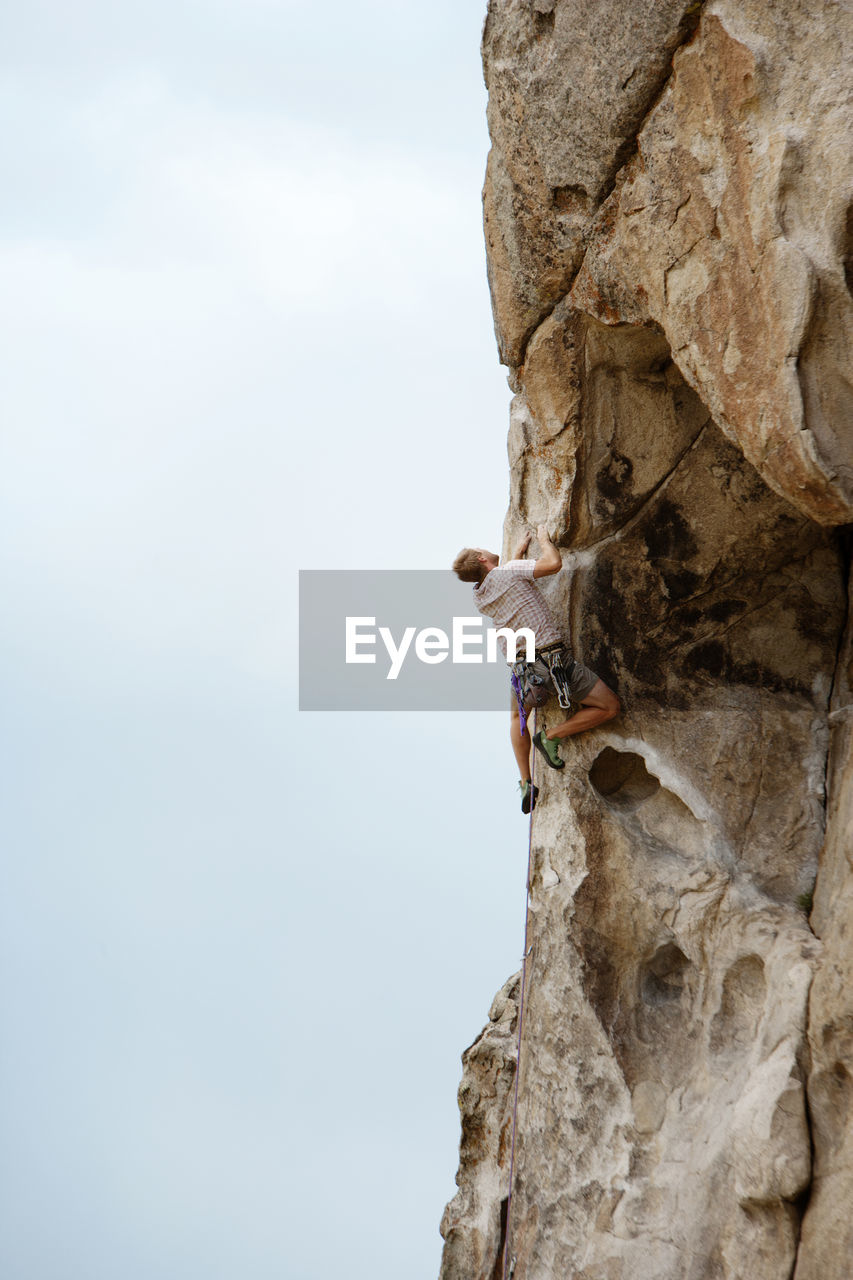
452;526;620;813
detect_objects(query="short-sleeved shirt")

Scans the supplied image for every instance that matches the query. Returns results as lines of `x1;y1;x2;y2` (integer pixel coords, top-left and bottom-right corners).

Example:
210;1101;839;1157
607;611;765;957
472;559;562;662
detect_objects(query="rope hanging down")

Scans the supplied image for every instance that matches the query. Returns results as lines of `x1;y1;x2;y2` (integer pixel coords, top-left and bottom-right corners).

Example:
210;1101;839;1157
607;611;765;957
502;710;537;1280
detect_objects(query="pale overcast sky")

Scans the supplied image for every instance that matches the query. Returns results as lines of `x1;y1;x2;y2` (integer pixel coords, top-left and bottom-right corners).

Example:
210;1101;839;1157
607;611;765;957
0;4;527;1278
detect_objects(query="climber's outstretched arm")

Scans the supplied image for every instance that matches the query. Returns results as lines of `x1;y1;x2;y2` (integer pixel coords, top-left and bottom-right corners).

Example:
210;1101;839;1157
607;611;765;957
532;525;562;578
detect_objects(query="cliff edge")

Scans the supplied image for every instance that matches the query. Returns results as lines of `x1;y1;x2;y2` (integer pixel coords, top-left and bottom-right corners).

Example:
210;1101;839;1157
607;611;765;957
440;2;853;1276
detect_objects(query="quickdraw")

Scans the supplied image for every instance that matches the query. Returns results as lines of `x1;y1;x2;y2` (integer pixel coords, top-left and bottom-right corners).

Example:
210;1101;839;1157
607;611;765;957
538;645;579;710
512;645;579;717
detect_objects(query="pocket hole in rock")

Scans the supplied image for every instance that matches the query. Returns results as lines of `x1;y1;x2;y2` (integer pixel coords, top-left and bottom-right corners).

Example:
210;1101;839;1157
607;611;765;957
589;747;661;809
641;942;689;1007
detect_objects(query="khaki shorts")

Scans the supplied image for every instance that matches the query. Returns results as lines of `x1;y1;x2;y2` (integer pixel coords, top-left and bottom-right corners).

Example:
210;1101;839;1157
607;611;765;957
510;648;600;713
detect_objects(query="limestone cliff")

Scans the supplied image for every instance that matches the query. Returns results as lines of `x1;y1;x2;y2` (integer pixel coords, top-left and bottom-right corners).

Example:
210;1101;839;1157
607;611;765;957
440;2;853;1276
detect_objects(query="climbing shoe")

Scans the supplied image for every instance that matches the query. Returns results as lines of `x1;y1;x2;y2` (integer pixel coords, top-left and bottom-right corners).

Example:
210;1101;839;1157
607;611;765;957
532;729;564;770
519;779;539;814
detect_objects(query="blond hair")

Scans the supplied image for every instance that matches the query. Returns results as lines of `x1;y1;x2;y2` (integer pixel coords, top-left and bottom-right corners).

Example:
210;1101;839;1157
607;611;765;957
452;548;483;583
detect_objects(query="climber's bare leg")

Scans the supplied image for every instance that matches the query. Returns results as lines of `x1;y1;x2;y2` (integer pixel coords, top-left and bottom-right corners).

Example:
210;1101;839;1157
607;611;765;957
510;699;533;781
545;680;620;740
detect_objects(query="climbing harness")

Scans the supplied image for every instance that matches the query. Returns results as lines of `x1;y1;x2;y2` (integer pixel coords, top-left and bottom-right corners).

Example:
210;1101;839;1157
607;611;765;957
511;643;579;723
502;710;537;1280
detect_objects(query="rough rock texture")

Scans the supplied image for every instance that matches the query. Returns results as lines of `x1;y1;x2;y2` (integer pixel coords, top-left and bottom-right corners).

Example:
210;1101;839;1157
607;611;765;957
441;2;853;1277
794;580;853;1280
482;0;704;366
439;976;520;1277
485;0;853;524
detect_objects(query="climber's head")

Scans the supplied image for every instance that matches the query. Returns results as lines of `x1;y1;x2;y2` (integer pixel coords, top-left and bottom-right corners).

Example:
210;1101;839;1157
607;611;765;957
452;548;499;583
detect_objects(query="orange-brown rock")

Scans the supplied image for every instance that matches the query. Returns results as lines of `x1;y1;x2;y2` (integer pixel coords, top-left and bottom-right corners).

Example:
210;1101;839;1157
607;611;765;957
570;10;853;525
441;2;853;1277
482;0;705;366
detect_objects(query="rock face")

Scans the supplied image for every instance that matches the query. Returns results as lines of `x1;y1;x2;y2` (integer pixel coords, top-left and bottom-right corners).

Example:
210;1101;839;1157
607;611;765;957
440;2;853;1277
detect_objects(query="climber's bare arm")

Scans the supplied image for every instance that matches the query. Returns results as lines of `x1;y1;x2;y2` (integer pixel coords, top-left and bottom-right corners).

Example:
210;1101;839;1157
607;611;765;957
511;531;532;560
533;525;562;578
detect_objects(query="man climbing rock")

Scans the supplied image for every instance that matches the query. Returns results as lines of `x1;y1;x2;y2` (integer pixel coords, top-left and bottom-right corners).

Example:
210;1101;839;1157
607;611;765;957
452;526;620;813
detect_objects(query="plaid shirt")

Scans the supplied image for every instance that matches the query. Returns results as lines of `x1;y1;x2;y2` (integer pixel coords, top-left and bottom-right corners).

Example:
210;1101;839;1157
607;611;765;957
472;559;561;662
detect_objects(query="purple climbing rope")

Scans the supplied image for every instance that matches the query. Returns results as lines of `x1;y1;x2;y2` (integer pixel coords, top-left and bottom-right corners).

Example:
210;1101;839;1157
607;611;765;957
510;670;527;739
502;709;536;1280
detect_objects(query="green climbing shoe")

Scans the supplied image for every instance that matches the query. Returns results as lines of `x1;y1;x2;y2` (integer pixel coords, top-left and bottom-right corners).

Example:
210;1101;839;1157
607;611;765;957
532;729;564;770
519;779;539;814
